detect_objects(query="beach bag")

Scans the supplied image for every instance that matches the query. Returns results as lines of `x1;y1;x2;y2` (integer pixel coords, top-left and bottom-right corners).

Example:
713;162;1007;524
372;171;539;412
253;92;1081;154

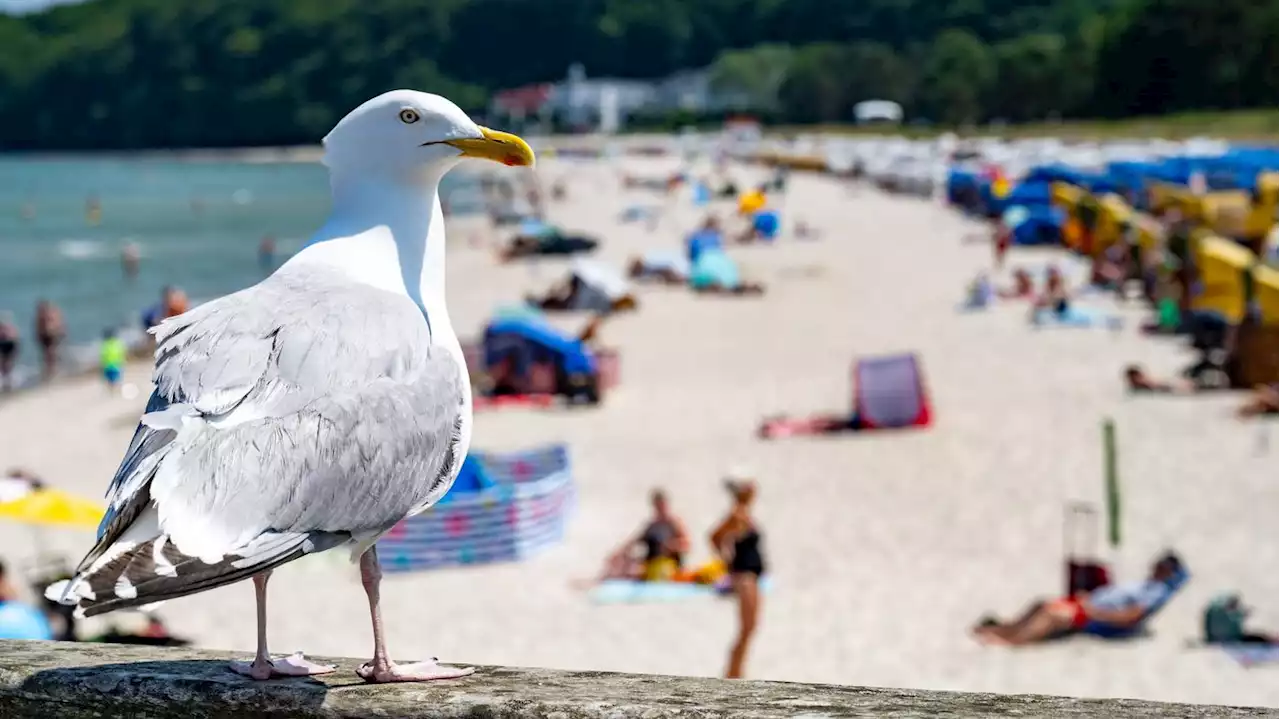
1203;595;1245;644
1064;503;1111;596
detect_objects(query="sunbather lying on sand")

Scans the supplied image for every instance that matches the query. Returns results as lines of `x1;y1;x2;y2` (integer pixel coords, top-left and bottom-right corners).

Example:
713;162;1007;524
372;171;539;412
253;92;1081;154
1124;364;1197;394
594;489;691;582
973;552;1185;646
758;413;858;439
1238;384;1279;417
627;256;687;285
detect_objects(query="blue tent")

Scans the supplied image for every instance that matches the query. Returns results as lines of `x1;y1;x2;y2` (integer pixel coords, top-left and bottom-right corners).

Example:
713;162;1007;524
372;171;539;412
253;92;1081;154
1010;205;1066;246
483;316;597;376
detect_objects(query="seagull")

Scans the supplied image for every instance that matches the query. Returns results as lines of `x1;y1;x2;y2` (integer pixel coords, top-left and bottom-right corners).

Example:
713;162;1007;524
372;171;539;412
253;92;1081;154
47;90;534;682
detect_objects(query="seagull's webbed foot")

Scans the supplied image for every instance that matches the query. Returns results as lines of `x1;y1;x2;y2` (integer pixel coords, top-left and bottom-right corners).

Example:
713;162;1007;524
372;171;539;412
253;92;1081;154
229;651;337;681
356;657;475;683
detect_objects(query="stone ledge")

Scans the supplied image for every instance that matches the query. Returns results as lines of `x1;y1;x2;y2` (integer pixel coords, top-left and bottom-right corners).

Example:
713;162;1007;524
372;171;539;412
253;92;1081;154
0;640;1269;718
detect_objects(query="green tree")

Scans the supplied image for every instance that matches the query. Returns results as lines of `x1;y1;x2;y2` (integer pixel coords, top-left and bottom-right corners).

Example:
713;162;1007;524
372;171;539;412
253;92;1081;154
708;44;793;112
916;29;996;126
987;34;1066;122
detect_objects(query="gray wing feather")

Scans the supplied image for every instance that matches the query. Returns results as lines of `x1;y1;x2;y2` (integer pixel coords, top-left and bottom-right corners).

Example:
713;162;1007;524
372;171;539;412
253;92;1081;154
68;266;465;613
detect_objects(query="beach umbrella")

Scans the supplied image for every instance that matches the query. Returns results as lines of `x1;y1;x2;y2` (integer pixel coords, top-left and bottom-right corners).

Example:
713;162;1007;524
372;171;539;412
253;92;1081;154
0;475;103;530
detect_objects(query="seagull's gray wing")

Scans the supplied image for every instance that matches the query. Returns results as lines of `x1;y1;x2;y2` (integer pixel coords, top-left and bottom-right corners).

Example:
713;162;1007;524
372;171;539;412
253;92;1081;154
62;267;466;616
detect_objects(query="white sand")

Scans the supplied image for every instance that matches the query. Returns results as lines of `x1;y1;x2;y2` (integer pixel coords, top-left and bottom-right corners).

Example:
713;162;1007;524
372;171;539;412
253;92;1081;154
0;156;1275;708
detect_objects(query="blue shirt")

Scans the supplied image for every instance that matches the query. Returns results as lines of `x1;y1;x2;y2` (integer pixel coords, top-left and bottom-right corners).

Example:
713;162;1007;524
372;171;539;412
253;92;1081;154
686;229;723;263
1087;580;1171;613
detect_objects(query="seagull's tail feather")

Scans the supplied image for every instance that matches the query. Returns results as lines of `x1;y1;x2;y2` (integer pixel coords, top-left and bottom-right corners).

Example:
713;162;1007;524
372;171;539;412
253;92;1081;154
51;530;350;618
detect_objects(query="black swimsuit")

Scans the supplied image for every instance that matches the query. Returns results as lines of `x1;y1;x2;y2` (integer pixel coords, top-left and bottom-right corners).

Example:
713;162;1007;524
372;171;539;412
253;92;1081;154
641;519;683;567
730;527;765;576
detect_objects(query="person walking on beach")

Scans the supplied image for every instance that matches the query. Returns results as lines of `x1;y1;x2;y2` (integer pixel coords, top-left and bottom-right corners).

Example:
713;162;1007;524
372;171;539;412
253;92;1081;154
34;300;65;382
0;312;19;392
710;475;767;679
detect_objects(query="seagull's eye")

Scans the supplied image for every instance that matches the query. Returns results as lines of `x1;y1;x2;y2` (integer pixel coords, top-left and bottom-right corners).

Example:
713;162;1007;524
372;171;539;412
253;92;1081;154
398;108;421;124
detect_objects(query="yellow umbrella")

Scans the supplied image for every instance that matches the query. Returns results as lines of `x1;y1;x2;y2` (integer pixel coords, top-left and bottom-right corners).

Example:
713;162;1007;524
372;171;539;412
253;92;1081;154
0;487;104;530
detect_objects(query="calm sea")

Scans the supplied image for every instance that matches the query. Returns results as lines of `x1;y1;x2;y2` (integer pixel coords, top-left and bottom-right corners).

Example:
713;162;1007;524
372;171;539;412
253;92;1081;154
0;156;471;386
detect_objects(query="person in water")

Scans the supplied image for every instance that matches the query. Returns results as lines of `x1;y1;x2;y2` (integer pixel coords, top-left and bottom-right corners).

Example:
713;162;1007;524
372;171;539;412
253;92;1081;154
0;312;18;392
121;242;140;281
600;489;691;582
710;476;766;679
34;299;65;382
258;235;277;273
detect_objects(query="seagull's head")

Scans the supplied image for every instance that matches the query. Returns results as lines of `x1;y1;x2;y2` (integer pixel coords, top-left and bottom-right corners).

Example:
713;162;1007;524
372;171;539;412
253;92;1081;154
322;90;535;182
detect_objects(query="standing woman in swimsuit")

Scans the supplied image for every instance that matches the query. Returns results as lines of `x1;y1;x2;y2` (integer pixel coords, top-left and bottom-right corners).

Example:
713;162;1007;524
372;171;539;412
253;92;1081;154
710;477;766;679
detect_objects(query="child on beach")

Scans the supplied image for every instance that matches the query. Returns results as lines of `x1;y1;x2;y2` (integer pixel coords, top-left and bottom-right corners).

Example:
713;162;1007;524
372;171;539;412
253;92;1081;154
100;329;127;391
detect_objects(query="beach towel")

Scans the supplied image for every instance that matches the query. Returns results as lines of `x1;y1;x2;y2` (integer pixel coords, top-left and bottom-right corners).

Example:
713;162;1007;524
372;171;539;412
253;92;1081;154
589;576;773;605
640;250;691;278
1223;643;1280;666
1031;306;1122;330
690;249;740;290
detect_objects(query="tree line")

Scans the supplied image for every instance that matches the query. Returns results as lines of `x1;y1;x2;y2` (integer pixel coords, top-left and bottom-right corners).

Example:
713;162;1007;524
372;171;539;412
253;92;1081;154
0;0;1274;150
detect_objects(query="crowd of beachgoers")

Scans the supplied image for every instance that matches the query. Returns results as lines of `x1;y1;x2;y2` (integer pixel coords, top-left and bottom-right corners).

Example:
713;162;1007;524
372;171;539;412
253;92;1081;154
0;130;1275;707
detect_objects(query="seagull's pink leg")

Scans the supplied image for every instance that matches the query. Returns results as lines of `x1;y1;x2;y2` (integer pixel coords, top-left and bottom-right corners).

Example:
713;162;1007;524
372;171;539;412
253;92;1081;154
229;571;336;680
355;547;475;683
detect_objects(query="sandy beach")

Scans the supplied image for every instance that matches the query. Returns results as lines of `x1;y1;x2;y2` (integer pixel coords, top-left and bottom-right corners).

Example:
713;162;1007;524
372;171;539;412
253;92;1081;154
0;154;1275;708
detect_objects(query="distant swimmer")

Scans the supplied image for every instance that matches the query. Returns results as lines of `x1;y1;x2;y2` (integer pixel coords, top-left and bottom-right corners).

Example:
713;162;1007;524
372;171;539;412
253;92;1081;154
258;235;277;272
0;312;19;391
34;299;65;381
122;242;141;280
85;195;101;226
19;201;35;221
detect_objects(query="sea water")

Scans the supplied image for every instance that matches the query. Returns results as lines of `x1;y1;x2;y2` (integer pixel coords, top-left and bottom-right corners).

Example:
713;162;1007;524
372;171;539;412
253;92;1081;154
0;156;473;386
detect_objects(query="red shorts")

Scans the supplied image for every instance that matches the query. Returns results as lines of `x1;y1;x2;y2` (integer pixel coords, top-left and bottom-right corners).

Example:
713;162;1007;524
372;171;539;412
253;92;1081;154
1051;597;1089;629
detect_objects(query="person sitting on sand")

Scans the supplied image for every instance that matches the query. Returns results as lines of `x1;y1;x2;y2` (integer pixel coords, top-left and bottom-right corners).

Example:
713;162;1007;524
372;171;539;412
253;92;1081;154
998;268;1035;299
1031;266;1071;317
597;489;691;582
973;552;1185;646
1238;384;1279;417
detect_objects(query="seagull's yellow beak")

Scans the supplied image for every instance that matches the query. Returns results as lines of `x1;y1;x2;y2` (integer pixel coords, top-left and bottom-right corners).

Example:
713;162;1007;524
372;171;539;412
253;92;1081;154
445;127;535;168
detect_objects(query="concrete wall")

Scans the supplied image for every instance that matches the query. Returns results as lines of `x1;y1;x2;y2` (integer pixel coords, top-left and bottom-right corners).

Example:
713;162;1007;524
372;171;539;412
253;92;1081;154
0;640;1271;718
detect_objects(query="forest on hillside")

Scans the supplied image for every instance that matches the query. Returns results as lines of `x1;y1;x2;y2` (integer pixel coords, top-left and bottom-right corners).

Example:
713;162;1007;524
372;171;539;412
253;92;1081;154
0;0;1275;149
